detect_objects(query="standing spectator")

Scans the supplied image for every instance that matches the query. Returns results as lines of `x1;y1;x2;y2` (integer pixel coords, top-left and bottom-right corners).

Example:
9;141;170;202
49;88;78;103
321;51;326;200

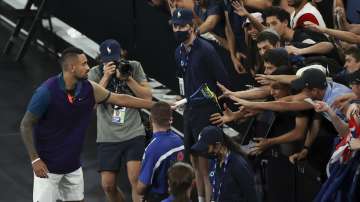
88;39;152;202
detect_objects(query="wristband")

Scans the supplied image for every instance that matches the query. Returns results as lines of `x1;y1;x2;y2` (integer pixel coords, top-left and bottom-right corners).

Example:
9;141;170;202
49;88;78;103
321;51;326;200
31;158;41;164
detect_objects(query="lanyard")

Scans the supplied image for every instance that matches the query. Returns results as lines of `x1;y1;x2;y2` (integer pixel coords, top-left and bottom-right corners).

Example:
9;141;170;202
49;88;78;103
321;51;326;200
211;152;230;202
179;43;190;74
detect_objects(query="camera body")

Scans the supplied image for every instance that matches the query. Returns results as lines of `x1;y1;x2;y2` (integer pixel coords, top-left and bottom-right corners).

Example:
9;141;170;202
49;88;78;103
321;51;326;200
114;60;133;77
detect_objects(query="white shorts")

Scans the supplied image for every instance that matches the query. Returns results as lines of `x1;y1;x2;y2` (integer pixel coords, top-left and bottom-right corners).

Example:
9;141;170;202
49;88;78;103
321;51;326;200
33;167;84;202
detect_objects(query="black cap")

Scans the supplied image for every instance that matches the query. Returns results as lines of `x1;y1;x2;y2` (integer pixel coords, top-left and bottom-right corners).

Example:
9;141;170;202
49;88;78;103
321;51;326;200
170;8;194;25
291;68;327;90
348;70;360;84
191;126;224;154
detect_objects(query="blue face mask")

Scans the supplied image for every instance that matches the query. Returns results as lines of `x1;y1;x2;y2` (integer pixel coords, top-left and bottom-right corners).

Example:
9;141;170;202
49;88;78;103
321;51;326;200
174;30;190;43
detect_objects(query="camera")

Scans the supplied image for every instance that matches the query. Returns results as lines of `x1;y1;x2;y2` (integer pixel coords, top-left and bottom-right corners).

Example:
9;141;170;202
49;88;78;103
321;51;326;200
114;60;133;77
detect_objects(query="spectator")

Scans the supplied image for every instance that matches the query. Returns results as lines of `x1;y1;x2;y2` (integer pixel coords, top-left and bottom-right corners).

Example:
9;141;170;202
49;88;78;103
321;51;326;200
161;162;195;202
288;0;326;28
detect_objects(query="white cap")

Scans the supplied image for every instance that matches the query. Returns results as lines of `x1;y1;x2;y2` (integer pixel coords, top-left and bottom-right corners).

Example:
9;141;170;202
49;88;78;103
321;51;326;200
296;64;327;77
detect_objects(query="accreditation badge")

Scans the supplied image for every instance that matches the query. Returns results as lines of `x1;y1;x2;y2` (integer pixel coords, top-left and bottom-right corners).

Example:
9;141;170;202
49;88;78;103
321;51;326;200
112;106;126;125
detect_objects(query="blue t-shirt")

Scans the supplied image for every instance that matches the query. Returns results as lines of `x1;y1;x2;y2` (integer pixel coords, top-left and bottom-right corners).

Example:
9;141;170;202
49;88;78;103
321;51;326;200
139;131;184;195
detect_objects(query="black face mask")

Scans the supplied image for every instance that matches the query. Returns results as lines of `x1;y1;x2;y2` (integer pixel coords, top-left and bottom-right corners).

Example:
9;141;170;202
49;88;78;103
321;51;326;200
174;30;190;43
206;152;218;159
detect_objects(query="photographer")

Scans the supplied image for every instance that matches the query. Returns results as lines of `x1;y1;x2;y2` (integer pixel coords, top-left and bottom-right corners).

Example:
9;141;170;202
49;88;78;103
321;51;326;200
88;39;152;202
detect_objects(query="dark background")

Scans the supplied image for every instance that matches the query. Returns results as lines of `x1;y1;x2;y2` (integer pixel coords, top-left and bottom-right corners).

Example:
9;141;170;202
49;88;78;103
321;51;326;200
49;0;179;91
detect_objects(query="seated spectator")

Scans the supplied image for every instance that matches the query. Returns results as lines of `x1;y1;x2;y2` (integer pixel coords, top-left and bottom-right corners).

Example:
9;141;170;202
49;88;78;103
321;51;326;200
161;162;195;202
191;125;259;202
136;102;184;202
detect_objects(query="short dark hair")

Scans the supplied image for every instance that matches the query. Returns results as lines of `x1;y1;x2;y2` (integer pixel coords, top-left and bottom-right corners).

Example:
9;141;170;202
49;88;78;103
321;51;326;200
263;48;289;67
345;47;360;62
263;6;290;26
167;162;195;202
150;101;172;128
59;47;84;69
257;30;280;46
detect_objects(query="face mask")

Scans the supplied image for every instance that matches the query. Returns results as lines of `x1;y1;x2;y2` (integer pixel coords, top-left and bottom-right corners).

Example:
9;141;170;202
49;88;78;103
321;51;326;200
174;30;190;43
206;152;218;159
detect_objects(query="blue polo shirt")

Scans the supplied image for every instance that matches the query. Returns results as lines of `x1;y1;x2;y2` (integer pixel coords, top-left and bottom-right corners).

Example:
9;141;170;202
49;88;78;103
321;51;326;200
139;131;184;195
209;152;259;202
27;73;83;117
175;37;230;99
26;74;95;174
322;81;351;121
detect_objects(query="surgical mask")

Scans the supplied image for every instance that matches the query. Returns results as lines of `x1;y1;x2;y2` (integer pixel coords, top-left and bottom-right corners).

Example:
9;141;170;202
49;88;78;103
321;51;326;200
174;30;190;43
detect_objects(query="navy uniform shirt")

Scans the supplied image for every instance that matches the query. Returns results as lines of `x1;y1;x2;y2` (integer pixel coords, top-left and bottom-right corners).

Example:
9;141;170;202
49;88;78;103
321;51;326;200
209;152;259;202
139;131;184;195
175;37;230;99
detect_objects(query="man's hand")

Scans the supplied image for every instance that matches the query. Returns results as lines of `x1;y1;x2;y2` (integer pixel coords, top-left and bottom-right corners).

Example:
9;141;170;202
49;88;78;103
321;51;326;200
217;82;234;99
285;45;302;56
232;0;249;17
231;54;246;74
255;74;275;86
304;21;325;33
249;137;272;156
103;62;116;79
32;159;49;178
209;103;234;126
349;138;360;151
331;93;355;110
230;96;253;108
314;101;331;113
289;149;309;164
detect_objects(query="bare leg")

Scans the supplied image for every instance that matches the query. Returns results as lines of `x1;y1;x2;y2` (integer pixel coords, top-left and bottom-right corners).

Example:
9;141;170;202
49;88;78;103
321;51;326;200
127;160;142;202
100;171;125;202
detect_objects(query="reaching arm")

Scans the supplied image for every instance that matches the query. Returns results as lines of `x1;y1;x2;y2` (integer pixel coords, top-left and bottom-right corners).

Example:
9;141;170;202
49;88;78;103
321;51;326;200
314;101;349;137
231;96;314;112
90;81;154;109
233;86;271;100
305;21;360;44
287;42;335;56
269;116;309;145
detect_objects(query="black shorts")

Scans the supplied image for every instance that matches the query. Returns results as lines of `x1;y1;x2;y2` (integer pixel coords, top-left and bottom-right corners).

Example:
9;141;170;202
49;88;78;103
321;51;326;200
183;102;219;158
97;136;145;172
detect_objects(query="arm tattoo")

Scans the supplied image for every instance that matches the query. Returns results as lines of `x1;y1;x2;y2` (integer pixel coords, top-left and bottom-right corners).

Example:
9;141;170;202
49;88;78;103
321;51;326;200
20;112;39;161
